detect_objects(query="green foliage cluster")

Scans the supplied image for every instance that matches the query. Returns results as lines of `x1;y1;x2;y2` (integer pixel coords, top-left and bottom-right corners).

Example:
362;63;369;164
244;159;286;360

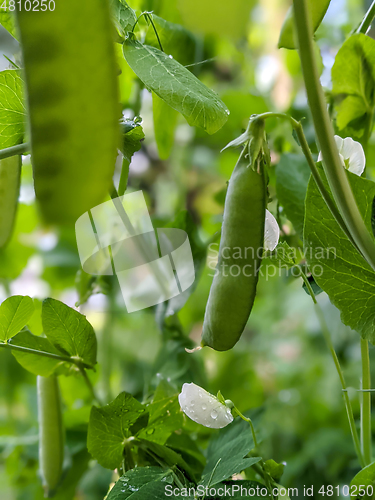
1;0;375;499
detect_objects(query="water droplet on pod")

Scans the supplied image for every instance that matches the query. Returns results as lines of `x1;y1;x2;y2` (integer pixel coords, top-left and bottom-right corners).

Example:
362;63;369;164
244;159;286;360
211;410;218;419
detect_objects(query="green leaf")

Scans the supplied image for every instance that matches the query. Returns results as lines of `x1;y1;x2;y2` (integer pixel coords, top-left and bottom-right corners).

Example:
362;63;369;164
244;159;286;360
153;93;178;160
16;0;119;224
121;119;145;163
302;275;323;297
106;467;173;500
123;38;229;135
332;34;375;132
75;270;111;307
0;203;37;280
137;439;196;481
87;392;146;470
200;419;261;487
110;0;137;37
145;15;196;67
350;461;375;499
0;155;21;248
137;383;182;444
263;459;285;482
211;481;269;499
165;432;206;476
42;298;97;365
10;330;70;377
0;70;25;149
276;154;310;238
0;295;34;341
278;0;331;50
304;166;375;342
266;241;297;269
0;11;18;40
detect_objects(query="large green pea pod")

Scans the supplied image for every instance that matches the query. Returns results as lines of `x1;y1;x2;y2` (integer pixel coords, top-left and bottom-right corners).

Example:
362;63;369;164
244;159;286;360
37;375;64;498
15;0;119;224
0;155;21;248
201;146;267;351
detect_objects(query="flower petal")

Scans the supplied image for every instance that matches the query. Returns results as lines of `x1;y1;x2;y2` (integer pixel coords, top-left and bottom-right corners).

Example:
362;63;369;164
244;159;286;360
264;210;280;251
335;135;365;175
342;137;365;176
178;383;233;429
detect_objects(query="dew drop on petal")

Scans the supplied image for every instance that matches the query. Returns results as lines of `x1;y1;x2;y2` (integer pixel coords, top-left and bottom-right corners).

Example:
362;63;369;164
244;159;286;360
211;409;218;419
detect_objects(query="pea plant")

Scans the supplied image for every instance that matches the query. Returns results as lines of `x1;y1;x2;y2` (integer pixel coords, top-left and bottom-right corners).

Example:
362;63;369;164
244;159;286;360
1;0;375;498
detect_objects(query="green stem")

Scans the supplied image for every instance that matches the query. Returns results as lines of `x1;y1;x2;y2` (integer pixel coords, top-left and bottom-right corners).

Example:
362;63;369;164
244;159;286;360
361;338;372;466
0;142;29;160
255;112;357;248
299;268;365;468
293;0;375;273
357;0;375;34
234;407;259;449
78;365;102;406
0;341;100;405
234;406;276;497
118;157;130;196
0;341;92;369
362;112;374;156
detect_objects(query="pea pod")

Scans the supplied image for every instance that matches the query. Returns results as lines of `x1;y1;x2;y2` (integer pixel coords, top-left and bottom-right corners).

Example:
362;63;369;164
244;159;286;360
15;0;119;224
37;375;64;497
201;135;267;351
0;155;21;248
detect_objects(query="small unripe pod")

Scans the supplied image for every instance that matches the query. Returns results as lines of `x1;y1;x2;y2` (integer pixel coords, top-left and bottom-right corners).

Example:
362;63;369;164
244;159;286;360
37;375;64;497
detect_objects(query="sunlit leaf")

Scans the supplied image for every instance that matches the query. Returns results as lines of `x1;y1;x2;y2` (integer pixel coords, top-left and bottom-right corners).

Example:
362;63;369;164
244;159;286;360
0;70;25;149
88;392;146;470
304;165;375;342
276;154;310;238
10;330;70;377
145;15;196;67
123;38;229;135
42;298;97;366
332;34;375;133
0;295;34;341
278;0;331;49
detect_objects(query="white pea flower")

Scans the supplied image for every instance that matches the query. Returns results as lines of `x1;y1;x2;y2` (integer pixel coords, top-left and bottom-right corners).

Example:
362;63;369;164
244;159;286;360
178;383;234;429
264;209;280;252
317;135;365;176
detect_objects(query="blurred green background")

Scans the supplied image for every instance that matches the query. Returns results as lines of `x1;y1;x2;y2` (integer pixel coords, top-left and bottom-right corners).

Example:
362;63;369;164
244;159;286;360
1;0;375;498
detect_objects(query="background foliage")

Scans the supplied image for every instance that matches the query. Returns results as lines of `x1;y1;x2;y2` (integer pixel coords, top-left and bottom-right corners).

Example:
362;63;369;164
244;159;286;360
1;0;375;498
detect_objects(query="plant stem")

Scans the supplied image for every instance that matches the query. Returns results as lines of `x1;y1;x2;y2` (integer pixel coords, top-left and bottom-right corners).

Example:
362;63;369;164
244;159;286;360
0;341;92;369
235;407;259;449
0;142;29;160
360;338;372;466
254;112;357;249
293;0;375;273
299;268;365;468
0;341;101;405
118;157;130;196
78;365;102;406
234;406;277;498
357;0;375;34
